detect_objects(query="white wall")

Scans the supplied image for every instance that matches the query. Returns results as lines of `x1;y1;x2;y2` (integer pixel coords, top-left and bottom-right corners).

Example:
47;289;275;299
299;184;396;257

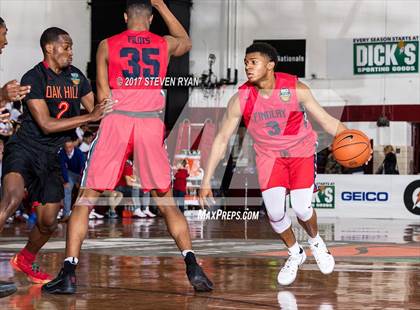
190;0;420;107
0;0;91;84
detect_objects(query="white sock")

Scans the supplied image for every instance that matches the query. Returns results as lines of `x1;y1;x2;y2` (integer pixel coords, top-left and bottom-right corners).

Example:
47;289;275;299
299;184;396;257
288;242;302;256
64;257;79;265
181;250;194;257
308;233;323;245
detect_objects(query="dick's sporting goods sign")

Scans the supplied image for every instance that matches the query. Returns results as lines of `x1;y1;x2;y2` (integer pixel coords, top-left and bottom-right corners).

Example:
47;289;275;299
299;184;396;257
312;182;335;209
353;36;419;74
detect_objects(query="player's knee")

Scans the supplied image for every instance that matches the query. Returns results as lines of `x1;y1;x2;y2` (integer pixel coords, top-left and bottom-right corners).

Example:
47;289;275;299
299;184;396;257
294;206;313;222
4;194;23;214
158;204;178;217
290;187;314;222
269;216;292;234
262;187;290;233
38;218;58;235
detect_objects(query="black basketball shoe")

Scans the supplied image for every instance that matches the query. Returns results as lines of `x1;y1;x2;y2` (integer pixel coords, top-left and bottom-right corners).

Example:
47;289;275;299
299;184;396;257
185;252;213;292
42;262;76;294
0;281;17;298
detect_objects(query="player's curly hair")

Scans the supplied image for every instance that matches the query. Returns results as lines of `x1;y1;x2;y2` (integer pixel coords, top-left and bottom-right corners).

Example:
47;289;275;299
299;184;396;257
246;42;279;66
0;17;5;26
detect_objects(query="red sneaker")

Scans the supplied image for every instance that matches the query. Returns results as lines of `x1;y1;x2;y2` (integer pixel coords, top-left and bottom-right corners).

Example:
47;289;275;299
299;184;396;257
10;254;53;284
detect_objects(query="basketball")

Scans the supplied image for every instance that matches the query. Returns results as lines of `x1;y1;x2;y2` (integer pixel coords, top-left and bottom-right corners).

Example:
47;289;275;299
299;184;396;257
332;129;372;168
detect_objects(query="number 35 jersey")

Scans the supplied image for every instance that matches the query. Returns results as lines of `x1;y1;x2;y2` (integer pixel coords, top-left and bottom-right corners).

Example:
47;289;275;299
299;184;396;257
239;73;317;159
18;61;92;150
107;30;169;112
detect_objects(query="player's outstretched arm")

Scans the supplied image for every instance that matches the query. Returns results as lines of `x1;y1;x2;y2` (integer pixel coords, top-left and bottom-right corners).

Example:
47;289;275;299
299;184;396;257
152;0;192;57
199;93;242;208
297;81;347;136
26;98;108;135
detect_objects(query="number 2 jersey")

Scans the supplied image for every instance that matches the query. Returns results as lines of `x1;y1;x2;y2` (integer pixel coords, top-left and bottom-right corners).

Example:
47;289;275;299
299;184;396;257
18;61;91;151
107;29;168;112
238;72;317;159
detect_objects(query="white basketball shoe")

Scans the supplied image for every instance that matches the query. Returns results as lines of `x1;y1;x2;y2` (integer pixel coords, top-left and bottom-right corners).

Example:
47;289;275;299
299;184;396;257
309;239;335;275
277;247;306;286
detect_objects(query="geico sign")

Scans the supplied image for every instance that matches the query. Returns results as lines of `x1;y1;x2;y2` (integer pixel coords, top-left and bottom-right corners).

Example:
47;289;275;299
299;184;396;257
341;192;389;201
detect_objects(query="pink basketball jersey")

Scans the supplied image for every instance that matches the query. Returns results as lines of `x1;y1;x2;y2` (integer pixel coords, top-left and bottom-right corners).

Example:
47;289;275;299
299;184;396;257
238;73;317;158
107;30;168;112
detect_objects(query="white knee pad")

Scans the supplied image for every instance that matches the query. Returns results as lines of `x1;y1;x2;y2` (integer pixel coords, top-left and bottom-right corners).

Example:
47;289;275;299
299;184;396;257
290;185;314;222
262;187;291;234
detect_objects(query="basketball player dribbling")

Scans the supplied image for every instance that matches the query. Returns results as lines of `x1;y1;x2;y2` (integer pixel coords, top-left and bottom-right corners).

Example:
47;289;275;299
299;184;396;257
43;0;213;294
200;42;349;286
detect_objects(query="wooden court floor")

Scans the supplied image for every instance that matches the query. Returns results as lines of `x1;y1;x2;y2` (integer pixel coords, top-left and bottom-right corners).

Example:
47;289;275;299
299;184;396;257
0;217;419;309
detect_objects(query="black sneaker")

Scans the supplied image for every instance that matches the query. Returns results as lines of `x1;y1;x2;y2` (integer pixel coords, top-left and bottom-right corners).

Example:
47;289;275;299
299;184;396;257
185;252;213;292
0;281;17;298
42;268;76;295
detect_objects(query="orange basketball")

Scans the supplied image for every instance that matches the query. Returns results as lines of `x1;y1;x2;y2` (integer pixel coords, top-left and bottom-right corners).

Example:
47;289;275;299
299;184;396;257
332;129;372;168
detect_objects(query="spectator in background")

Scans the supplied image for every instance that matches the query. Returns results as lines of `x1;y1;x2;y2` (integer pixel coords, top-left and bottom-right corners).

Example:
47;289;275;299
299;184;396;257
59;138;86;222
101;190;123;219
115;160;155;218
9;101;22;122
376;145;399;174
75;124;89;145
79;130;94;155
173;160;189;213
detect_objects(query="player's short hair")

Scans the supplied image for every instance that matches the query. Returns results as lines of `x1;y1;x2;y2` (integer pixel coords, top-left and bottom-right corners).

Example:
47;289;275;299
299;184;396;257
126;0;153;17
40;27;69;54
246;42;279;66
0;17;5;27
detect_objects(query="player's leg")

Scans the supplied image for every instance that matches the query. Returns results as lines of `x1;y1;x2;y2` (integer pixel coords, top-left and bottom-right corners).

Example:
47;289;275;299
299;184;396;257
1;143;34;297
42;188;101;294
262;186;306;286
134;117;212;291
0;172;25;231
43;116;133;294
289;156;335;275
65;189;101;258
151;189;192;250
0;172;25;298
151;189;213;292
12;155;66;284
11;202;61;283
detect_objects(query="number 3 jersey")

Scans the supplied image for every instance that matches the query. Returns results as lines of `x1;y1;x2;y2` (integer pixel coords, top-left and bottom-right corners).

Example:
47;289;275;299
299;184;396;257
18;61;91;150
238;72;317;159
107;30;168;112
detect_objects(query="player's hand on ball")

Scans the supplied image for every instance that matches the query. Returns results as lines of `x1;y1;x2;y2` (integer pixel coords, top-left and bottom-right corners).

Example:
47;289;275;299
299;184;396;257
199;186;215;209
